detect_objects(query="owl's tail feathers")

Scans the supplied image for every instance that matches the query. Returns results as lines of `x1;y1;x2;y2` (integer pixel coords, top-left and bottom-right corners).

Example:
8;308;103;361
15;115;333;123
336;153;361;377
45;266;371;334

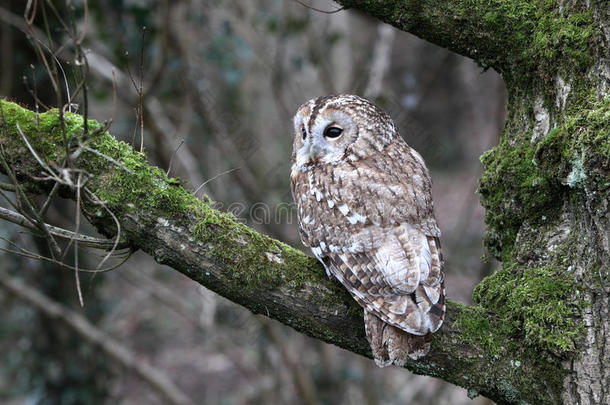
364;310;431;368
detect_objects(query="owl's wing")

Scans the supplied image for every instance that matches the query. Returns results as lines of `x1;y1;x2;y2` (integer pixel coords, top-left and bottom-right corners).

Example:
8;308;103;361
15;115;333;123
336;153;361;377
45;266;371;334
323;142;440;236
290;141;439;249
325;223;445;335
291;138;445;333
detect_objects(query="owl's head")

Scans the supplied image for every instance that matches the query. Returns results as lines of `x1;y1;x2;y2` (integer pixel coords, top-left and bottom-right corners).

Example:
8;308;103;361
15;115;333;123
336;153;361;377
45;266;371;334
291;94;397;168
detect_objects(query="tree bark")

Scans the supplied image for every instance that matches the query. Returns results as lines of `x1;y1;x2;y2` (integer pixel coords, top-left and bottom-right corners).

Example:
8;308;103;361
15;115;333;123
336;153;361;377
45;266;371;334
0;0;608;403
335;1;609;404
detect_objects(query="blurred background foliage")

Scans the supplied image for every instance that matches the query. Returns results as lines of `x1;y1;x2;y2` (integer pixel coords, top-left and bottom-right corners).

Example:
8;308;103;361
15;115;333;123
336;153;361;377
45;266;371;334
0;0;506;404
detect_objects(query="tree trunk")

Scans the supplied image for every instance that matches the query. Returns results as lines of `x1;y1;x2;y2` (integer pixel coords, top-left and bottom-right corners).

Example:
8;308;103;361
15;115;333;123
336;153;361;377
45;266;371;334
0;1;608;403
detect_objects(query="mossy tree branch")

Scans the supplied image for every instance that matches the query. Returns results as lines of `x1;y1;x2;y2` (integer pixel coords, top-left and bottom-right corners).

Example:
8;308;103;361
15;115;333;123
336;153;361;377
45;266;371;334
335;0;595;84
0;99;569;404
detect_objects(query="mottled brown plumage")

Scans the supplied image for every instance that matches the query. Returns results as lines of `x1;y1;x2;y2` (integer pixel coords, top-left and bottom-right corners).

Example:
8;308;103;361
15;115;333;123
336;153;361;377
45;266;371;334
290;94;445;367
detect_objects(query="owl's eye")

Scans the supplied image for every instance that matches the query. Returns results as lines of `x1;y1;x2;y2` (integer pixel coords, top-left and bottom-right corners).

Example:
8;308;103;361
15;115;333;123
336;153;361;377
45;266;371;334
301;127;307;140
324;126;343;139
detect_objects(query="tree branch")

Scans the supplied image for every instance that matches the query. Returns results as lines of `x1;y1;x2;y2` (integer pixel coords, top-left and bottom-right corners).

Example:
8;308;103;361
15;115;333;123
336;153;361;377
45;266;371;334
334;0;595;83
334;0;525;72
0;99;565;404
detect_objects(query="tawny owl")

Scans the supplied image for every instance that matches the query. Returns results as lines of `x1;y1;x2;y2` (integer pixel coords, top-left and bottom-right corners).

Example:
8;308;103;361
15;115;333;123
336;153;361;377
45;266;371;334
290;94;445;367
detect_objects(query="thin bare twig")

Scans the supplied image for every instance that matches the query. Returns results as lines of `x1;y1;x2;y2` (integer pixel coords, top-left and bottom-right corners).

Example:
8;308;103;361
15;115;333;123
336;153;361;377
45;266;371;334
23;65;51;111
39;181;60;217
0;187;26;218
74;173;84;306
16;122;56;175
83;187;123;271
0;236;131;273
80;146;135;175
30;4;59;95
143;96;204;188
0;206;119;250
42;0;75;38
166;139;185;177
61;172;87;259
109;69;117;131
0;181;16;192
292;0;345;14
193;168;241;196
124;26;146;153
138;27;146;153
24;0;37;25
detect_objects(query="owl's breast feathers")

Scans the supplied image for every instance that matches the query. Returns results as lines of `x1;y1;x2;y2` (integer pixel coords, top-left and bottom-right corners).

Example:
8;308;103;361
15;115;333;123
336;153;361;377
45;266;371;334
290;138;445;336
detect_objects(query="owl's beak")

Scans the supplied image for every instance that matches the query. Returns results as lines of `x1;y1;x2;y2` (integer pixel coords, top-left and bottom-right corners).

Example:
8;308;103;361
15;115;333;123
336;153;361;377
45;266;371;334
309;144;321;162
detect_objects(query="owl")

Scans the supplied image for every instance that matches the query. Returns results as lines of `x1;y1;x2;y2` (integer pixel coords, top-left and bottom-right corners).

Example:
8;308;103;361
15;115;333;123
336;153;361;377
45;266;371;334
290;94;445;367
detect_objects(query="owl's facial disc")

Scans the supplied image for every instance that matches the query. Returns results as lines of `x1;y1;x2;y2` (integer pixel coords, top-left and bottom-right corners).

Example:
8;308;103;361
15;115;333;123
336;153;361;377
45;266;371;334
293;106;357;167
306;109;357;165
307;124;343;161
292;94;396;170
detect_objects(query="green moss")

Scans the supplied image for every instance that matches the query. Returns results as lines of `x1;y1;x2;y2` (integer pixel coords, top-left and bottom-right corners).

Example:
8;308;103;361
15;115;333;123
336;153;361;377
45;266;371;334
84;133;192;215
478;135;564;262
433;300;566;403
340;1;595;87
545;95;610;182
471;78;597;364
473;264;583;355
1;101;57;162
527;8;593;82
0;99;195;221
477;2;593;84
479;94;610;262
454;304;514;356
190;212;360;312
